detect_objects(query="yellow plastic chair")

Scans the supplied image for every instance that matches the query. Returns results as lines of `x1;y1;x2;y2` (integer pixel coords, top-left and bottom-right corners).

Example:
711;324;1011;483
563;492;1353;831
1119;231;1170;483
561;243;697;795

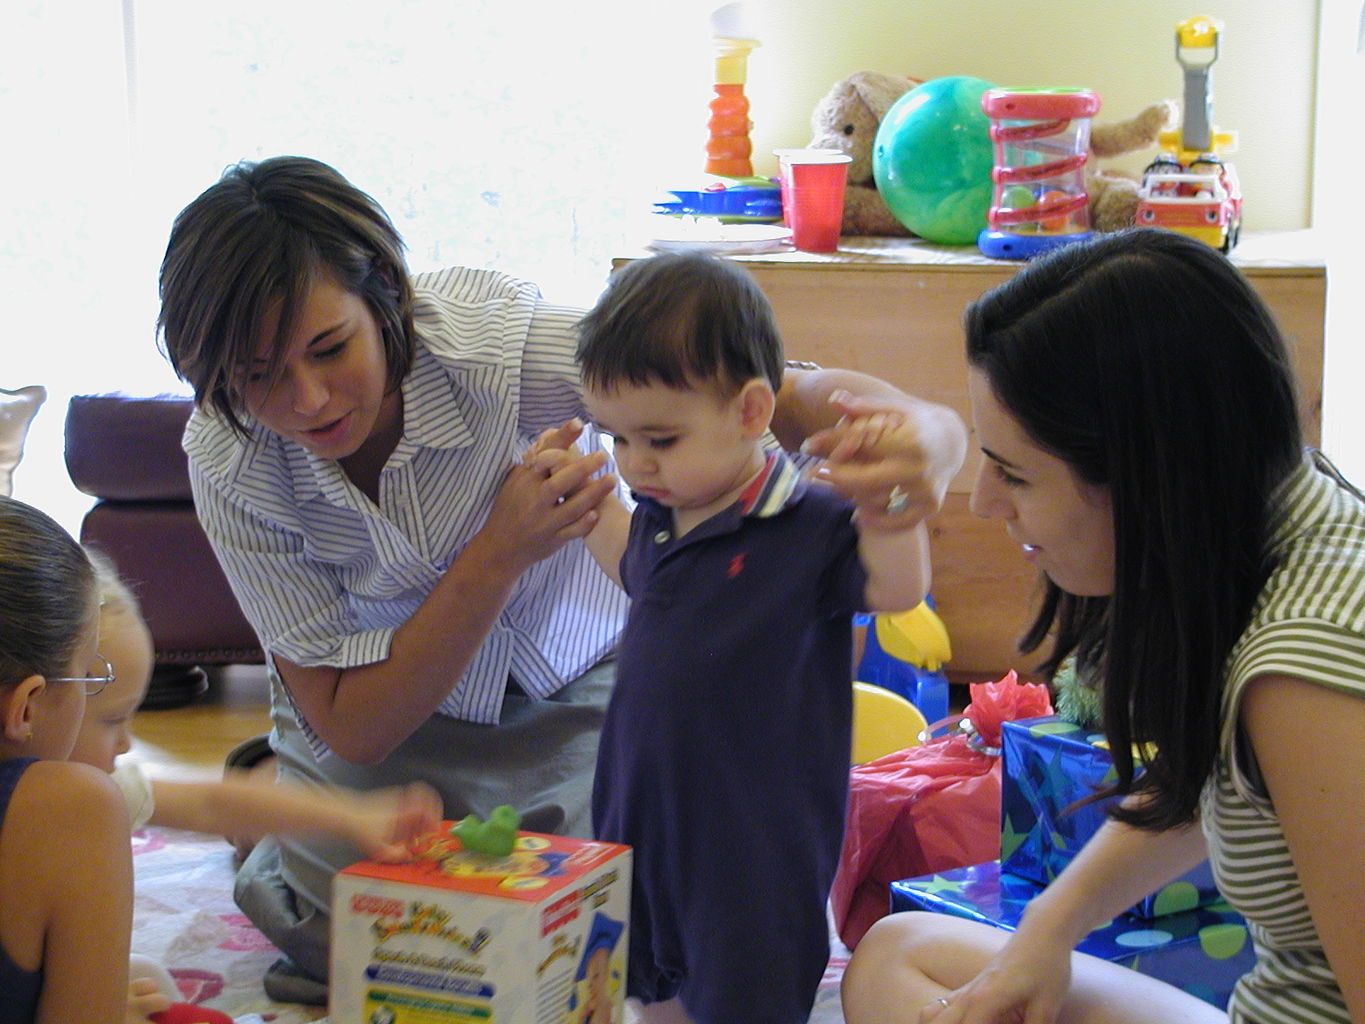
851;681;929;764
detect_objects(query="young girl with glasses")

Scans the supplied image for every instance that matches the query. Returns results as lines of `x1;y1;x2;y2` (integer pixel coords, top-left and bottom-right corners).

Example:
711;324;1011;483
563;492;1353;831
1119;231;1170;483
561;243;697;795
68;551;443;1021
0;495;132;1024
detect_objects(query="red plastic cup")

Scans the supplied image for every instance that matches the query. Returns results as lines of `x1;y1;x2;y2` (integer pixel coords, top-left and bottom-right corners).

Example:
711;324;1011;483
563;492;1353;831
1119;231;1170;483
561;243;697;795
774;149;851;253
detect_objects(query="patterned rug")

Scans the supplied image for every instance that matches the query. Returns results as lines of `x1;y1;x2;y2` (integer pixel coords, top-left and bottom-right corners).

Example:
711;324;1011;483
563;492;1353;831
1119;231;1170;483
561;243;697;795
132;825;851;1024
131;825;325;1023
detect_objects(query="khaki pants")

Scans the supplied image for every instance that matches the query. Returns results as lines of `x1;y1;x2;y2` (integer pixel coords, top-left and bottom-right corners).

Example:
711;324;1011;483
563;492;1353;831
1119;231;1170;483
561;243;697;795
234;658;615;987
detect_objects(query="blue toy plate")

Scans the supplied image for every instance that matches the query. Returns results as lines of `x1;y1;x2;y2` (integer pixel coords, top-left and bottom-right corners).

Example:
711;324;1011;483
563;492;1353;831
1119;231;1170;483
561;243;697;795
654;179;782;224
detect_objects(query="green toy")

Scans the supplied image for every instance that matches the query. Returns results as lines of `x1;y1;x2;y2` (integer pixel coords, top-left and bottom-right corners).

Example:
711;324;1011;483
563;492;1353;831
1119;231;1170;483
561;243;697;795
450;805;521;857
1051;655;1101;730
872;75;996;245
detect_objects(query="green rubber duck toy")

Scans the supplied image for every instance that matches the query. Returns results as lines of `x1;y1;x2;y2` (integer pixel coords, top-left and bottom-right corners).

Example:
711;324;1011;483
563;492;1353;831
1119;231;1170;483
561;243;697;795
450;805;521;857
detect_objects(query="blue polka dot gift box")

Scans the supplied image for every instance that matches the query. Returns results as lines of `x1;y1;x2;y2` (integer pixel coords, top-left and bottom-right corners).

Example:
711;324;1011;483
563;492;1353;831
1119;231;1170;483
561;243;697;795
890;862;1254;1010
1000;716;1220;919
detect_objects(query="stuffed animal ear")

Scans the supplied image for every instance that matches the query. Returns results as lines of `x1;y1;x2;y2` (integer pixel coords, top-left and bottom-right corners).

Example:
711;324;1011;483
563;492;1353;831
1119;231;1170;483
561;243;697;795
810;78;857;135
810;71;920;185
851;71;920;122
805;70;921;237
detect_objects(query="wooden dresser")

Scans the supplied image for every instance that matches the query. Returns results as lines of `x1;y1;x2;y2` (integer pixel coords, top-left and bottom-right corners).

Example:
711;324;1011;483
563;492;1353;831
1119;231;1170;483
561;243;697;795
616;231;1327;683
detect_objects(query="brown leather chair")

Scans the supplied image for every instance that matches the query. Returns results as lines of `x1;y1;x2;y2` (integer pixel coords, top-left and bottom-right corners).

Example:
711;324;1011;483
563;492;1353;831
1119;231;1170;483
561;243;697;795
64;393;263;707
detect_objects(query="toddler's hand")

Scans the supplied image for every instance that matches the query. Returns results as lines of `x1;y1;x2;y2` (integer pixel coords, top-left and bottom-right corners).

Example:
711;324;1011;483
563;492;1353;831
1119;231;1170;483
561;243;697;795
819;409;908;461
350;781;444;862
127;977;172;1022
523;417;586;467
525;445;580;477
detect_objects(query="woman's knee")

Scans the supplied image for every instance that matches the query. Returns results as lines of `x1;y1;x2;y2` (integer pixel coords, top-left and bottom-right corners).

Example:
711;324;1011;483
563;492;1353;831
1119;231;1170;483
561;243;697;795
843;912;936;1009
854;911;959;968
846;912;1003;999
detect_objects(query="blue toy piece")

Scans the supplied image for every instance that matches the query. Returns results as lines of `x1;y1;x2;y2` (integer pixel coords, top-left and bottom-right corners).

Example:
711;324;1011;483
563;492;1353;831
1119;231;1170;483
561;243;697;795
653;177;783;223
872;76;996;245
857;623;950;725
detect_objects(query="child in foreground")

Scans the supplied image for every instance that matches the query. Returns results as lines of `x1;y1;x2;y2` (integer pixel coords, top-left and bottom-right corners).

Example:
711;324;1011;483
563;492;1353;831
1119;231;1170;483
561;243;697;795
69;552;443;1019
0;496;133;1024
529;251;935;1024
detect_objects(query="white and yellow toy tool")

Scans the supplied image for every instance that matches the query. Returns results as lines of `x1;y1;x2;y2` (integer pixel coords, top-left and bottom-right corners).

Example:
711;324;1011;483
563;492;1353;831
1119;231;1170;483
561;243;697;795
874;600;953;672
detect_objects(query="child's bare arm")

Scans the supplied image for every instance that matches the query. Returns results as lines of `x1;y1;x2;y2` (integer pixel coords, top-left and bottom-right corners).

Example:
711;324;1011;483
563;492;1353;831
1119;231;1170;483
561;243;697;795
148;776;442;862
825;412;934;612
580;492;629;588
857;517;932;612
566;471;628;589
525;420;629;588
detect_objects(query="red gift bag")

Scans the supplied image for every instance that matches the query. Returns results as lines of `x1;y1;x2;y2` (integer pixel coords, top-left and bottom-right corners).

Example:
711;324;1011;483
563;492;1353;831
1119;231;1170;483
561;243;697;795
830;671;1053;949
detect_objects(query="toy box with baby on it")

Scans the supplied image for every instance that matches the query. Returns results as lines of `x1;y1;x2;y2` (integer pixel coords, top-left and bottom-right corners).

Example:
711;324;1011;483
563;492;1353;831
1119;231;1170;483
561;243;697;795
330;817;631;1024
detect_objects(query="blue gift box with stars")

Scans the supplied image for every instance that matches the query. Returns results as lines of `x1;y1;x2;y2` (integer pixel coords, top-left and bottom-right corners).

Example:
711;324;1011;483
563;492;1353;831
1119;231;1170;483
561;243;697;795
890;862;1254;1010
1000;716;1220;918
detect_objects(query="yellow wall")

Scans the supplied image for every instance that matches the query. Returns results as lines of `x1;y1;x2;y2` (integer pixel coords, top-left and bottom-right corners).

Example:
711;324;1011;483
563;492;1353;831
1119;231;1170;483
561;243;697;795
727;0;1318;231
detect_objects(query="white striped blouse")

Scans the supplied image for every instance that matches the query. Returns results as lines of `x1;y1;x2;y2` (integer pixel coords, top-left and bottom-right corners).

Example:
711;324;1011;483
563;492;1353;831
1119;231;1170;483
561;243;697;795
1203;451;1365;1023
184;266;629;754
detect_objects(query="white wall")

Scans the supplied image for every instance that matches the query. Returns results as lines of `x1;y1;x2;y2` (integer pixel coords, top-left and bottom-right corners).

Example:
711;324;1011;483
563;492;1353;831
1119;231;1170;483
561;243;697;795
1314;0;1365;483
1;0;1330;535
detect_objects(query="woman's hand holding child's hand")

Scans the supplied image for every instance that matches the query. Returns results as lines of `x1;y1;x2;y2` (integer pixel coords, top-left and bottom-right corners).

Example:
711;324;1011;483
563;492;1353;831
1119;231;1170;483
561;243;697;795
516;418;618;540
524;419;628;586
807;396;945;531
522;418;588;467
484;419;616;567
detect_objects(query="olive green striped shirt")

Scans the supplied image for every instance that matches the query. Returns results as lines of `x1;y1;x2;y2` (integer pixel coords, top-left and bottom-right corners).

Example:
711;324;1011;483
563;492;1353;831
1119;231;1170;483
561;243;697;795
1203;451;1365;1023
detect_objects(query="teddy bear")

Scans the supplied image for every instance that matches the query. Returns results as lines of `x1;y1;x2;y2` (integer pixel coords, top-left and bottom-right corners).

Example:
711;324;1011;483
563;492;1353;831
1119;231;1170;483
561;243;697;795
1085;99;1177;231
807;71;1175;237
807;71;921;237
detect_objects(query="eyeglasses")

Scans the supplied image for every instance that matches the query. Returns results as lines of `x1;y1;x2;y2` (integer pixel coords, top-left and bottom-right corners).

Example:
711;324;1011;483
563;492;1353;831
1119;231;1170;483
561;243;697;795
48;654;116;696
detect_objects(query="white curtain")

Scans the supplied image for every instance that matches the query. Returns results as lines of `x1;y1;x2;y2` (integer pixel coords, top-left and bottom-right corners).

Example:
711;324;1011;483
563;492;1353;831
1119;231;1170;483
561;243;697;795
2;0;715;531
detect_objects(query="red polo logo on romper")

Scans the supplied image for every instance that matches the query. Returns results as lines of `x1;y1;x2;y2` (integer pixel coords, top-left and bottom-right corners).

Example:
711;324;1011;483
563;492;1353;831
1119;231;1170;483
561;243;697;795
728;553;745;578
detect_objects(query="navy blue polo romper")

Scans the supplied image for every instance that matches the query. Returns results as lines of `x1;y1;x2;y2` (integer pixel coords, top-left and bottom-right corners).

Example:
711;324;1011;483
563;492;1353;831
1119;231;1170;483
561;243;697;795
593;456;867;1024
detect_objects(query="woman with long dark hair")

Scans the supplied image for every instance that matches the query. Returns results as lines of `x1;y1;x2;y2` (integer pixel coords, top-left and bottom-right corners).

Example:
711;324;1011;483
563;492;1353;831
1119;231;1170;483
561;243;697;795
842;229;1365;1024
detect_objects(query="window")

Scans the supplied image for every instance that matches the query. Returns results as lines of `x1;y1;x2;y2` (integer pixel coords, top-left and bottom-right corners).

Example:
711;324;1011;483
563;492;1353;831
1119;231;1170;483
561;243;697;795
1314;0;1365;485
4;0;716;528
